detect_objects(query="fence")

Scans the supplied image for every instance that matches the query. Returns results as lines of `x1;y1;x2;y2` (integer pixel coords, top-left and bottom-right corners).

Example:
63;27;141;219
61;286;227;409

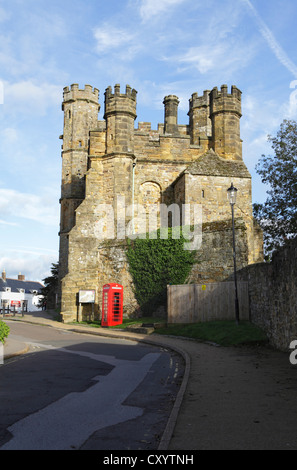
167;282;249;323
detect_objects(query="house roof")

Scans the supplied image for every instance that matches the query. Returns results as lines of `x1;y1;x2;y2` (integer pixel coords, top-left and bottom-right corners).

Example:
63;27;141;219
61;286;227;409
0;278;44;294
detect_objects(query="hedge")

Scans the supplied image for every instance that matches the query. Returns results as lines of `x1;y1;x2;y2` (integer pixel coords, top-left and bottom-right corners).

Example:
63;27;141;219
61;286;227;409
0;320;10;344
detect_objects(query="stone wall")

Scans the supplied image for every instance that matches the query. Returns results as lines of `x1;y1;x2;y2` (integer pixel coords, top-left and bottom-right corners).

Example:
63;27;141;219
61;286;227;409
190;218;249;283
60;216;249;323
236;238;297;351
58;83;263;322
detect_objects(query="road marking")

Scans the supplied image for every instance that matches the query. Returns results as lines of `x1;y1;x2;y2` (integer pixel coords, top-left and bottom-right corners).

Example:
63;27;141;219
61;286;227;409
25;341;125;366
1;348;160;450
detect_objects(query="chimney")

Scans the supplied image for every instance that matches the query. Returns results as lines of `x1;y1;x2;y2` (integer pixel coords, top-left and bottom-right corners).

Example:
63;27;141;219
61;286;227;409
2;269;6;282
18;272;25;281
163;94;179;134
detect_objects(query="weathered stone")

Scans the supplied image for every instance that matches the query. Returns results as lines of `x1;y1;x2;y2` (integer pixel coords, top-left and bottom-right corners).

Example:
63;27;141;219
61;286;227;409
236;238;297;351
58;83;263;323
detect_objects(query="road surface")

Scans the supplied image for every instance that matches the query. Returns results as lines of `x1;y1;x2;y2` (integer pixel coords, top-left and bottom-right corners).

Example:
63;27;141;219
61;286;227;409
0;321;184;450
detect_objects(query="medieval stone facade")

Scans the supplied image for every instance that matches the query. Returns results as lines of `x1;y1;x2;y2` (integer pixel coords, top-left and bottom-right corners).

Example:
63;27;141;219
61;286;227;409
58;83;263;323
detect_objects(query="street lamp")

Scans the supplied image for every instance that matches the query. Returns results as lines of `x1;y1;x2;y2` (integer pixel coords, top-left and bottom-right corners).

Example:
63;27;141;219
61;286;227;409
227;183;240;325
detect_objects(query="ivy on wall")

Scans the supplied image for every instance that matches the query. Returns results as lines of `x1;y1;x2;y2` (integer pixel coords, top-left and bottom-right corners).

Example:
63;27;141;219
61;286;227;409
126;227;197;315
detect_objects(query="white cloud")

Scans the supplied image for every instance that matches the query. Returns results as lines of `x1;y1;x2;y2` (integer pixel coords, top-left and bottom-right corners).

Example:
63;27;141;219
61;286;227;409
169;39;254;78
241;0;297;78
242;93;280;140
180;47;215;74
0;188;59;227
0;8;67;82
0;79;3;104
5;246;58;256
1;127;18;143
94;24;135;53
138;0;187;22
4;80;61;116
283;80;297;118
0;5;11;23
0;219;18;226
175;45;222;74
155;2;254;78
0;253;57;283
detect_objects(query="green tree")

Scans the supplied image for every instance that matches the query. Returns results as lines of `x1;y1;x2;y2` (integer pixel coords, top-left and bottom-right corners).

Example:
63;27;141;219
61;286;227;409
39;262;59;309
254;119;297;258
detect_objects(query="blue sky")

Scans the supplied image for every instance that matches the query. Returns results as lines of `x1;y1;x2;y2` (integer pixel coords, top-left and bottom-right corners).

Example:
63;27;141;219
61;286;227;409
0;0;297;282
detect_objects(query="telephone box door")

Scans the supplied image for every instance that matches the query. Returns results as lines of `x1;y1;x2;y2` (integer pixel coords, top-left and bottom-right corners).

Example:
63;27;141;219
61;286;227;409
101;283;123;327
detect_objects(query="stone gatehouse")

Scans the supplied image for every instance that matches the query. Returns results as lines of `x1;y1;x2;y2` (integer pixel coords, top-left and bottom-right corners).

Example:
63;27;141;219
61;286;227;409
58;83;263;323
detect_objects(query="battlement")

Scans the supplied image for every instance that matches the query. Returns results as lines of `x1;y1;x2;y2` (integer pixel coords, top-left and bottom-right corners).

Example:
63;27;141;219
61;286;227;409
137;122;152;131
189;85;241;112
210;84;241;102
189;90;210;109
104;84;137;120
104;84;137;101
62;84;99;107
210;85;242;117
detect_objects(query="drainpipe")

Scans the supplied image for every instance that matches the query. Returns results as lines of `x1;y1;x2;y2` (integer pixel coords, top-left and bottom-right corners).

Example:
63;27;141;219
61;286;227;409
132;159;137;235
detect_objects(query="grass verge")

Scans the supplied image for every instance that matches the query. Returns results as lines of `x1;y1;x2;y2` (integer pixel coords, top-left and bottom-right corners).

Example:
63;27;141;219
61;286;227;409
76;317;267;347
76;317;159;329
156;320;268;347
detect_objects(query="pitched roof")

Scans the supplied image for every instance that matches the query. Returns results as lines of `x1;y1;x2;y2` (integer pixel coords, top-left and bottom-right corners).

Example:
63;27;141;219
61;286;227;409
0;278;44;294
184;149;251;178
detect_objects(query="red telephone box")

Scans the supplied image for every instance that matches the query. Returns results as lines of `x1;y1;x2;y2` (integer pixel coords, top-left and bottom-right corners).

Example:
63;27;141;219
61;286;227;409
101;283;123;327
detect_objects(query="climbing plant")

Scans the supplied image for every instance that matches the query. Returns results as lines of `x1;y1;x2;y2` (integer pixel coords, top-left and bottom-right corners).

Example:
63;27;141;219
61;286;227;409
126;227;197;315
0;320;10;344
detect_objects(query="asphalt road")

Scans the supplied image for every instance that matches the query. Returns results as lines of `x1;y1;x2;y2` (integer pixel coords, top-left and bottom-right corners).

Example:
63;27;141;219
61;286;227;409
0;321;184;450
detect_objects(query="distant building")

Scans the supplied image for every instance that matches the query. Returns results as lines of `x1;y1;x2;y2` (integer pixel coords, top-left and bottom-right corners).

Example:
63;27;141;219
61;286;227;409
0;270;44;313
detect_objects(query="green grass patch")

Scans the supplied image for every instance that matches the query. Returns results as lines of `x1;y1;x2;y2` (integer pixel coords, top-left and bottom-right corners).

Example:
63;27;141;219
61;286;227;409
76;317;160;329
155;320;268;347
76;317;267;347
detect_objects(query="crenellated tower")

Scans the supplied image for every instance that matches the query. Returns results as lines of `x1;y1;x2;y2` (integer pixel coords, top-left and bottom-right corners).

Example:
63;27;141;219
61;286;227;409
188;90;211;147
103;85;137;228
59;84;100;277
209;84;242;160
104;84;137;155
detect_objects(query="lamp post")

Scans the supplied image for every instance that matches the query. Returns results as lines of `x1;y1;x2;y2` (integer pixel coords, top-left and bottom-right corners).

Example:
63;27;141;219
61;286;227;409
227;183;240;325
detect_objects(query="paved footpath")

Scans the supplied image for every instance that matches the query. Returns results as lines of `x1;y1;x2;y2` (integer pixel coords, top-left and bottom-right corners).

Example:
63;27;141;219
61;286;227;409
3;311;297;450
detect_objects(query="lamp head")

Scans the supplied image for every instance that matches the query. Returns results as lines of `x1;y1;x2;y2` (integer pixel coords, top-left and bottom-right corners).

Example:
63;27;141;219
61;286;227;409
227;182;238;205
